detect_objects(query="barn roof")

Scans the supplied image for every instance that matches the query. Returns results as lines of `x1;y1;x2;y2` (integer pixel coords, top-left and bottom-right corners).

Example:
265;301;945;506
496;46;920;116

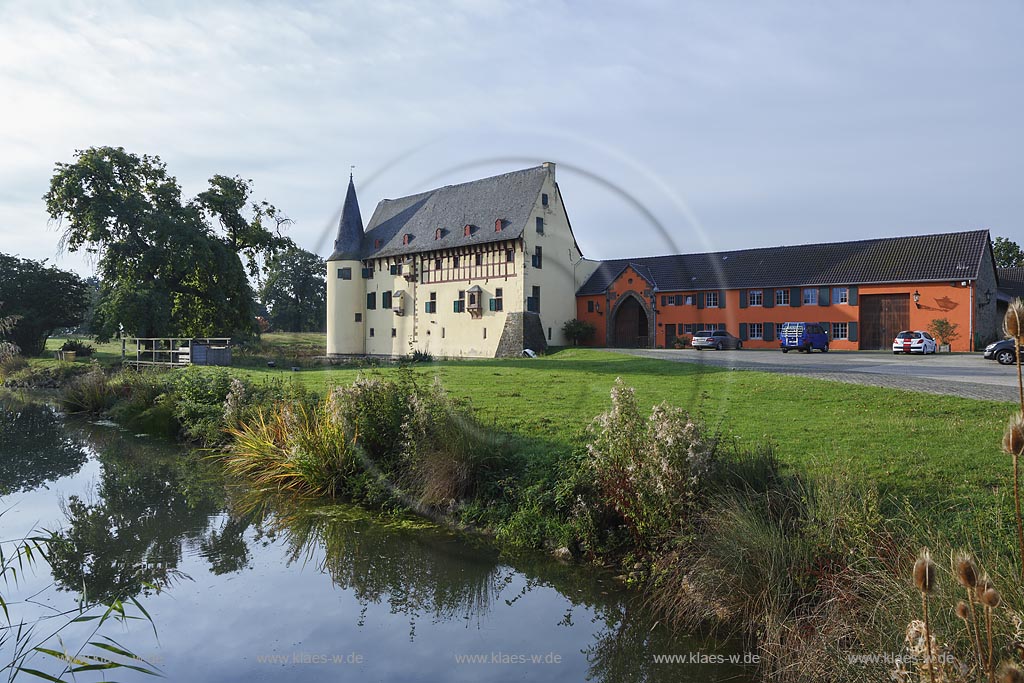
577;229;992;295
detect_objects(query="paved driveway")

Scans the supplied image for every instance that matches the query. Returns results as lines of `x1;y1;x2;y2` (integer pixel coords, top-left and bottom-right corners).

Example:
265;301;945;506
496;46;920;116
616;348;1020;402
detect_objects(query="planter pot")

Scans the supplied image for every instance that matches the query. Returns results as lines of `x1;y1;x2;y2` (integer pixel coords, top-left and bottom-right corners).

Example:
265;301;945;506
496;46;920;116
938;344;951;353
63;350;76;362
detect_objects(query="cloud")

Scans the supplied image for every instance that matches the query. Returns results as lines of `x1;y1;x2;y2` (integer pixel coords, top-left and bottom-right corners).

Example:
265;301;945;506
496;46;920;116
1;0;1022;275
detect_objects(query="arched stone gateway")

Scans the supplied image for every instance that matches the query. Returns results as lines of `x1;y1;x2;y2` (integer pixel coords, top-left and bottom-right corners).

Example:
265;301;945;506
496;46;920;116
609;292;653;348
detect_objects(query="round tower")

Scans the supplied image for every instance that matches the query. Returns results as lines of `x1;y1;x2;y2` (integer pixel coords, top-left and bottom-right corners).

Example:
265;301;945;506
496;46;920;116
326;174;366;356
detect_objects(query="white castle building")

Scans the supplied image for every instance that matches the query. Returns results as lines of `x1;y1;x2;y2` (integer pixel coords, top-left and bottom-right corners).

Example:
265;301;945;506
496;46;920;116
326;163;594;357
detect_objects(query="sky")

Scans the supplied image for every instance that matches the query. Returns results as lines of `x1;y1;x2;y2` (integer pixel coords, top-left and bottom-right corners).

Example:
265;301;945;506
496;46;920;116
1;0;1022;276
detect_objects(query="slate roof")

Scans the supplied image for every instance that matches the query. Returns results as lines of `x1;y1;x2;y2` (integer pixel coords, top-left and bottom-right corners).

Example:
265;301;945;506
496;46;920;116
356;166;548;260
578;229;991;295
328;176;365;262
999;267;1024;299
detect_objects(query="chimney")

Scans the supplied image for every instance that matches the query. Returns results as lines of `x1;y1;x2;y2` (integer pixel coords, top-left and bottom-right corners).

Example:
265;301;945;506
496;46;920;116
542;161;555;180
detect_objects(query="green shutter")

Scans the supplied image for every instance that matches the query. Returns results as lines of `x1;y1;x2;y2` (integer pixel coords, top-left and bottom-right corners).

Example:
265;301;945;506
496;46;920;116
764;289;774;309
791;288;801;307
739;290;748;308
718;290;726;309
764;322;775;342
453;300;460;312
849;286;858;306
849;321;858;342
819;287;830;306
488;298;496;311
697;293;704;310
739;323;748;340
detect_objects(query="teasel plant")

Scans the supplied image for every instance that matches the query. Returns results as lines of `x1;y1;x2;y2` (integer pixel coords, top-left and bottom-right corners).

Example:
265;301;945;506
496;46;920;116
977;575;1001;683
1004;300;1024;581
956;552;985;677
915;548;939;683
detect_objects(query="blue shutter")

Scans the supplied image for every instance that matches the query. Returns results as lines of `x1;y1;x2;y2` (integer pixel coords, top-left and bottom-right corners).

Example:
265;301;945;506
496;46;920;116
718;290;726;309
791;288;801;307
764;289;774;309
697;293;704;310
819;287;830;306
849;321;858;342
739;323;748;340
739;290;747;308
764;322;775;342
849;286;858;306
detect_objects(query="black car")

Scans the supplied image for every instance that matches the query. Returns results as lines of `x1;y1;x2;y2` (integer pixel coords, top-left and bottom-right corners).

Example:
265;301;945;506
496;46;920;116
984;338;1023;365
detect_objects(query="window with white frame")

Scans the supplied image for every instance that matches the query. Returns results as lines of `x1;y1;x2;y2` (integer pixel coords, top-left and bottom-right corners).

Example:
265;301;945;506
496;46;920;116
749;322;764;340
802;288;818;305
833;287;849;304
705;291;719;308
775;289;790;306
832;322;849;340
748;289;763;306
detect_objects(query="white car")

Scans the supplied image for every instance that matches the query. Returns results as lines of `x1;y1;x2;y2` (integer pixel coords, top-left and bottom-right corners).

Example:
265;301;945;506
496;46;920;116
892;330;937;355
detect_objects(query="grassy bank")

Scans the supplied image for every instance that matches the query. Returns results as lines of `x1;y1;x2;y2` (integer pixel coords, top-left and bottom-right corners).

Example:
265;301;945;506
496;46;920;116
7;337;1023;681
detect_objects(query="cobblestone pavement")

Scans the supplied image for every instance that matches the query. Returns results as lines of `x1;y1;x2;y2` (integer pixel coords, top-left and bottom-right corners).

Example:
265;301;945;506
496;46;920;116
616;348;1019;402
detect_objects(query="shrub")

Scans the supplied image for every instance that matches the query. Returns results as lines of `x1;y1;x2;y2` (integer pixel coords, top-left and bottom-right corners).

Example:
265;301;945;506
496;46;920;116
562;318;596;346
399;377;516;509
580;378;716;549
170;367;241;444
59;339;95;357
0;354;28;377
672;333;692;349
224;397;358;498
60;363;116;414
928;318;960;346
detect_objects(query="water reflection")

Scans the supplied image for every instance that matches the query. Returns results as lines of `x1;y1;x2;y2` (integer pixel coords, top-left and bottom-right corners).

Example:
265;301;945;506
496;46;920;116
0;398;88;495
0;393;752;682
44;418;243;601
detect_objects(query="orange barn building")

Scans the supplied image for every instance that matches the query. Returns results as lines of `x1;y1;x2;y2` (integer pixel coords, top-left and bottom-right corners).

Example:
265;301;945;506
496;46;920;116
575;230;1000;353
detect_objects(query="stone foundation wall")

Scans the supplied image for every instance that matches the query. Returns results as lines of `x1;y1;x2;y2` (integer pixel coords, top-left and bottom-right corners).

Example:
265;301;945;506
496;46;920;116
495;312;548;357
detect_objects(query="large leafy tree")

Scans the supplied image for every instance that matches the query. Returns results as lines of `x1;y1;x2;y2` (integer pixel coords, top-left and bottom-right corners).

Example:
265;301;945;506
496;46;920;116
196;174;293;286
0;254;89;355
260;247;327;332
44;147;290;340
993;236;1024;268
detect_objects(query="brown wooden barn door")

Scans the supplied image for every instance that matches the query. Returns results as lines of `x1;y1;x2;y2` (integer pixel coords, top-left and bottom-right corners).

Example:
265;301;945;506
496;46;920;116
859;294;910;350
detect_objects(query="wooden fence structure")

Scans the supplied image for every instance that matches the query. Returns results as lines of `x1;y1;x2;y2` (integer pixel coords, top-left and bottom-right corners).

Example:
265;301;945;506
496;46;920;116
123;338;232;368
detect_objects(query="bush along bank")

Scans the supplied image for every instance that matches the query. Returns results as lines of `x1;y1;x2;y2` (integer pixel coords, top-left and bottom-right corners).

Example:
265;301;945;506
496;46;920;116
55;362;1024;683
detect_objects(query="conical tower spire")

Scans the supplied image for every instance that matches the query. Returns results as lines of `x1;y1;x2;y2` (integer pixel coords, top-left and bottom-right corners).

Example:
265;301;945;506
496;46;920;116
328;174;364;261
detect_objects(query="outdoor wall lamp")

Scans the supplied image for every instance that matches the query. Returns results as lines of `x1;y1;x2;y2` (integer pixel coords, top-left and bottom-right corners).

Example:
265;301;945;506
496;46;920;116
912;290;921;308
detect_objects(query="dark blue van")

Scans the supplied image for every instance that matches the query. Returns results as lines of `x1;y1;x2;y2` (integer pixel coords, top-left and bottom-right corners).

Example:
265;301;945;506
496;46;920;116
779;322;829;353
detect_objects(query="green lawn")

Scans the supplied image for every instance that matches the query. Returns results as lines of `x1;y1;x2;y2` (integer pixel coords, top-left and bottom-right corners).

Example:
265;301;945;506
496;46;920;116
39;336;1017;508
222;347;1014;508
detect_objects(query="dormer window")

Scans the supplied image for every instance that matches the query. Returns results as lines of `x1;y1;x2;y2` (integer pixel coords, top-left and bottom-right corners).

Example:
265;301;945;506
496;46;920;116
402;233;412;245
374;238;382;249
464;224;473;237
435;228;443;240
495;219;503;232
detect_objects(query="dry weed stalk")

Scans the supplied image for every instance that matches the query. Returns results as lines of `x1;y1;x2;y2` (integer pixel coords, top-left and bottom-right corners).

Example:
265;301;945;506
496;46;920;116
916;548;939;683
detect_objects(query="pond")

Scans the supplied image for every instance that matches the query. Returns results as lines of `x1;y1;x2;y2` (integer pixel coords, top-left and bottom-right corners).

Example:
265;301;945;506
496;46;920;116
0;392;754;682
